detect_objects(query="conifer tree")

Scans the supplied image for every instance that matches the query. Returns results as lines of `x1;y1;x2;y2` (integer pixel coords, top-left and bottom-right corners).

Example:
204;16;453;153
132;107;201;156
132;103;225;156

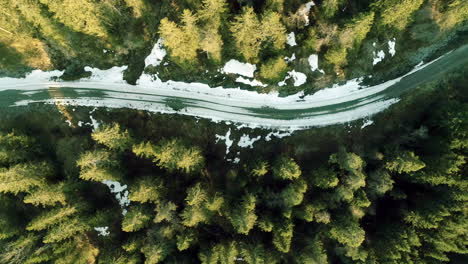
91;123;133;151
373;0;424;30
273;156;301;180
43;218;89;243
176;229;197;251
129;176;165;204
385;151;426;174
154;201;178;223
76;149;123;182
121;206;152;232
0;132;35;164
227;193;257;234
26;206;77;231
0;162;51;195
272;220;294;253
23;183;67;207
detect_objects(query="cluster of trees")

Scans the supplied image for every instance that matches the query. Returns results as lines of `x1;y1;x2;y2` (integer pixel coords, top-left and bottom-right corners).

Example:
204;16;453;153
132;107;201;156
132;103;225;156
0;69;467;263
2;0;466;85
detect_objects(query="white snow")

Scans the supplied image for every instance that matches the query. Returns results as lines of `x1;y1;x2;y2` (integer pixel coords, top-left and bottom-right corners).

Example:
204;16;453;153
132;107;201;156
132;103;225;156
288;70;307;86
373;50;386;65
144;38;167;68
265;131;293;141
65;120;72;127
94;226;110;236
308;54;325;74
287;32;297;47
233;157;240;164
235;76;267;87
103;49;108;54
102;180;130;215
285;53;296;63
388;39;396;57
215;128;234;155
222;60;256;78
360;119;374;129
83;66;127;83
237;134;261;148
298;1;315;26
89;115;100;131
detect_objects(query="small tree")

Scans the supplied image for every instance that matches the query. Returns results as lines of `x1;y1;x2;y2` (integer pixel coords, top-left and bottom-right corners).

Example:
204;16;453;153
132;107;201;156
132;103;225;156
121;206;152;232
273;156;301;180
227;194;257;235
23;183;67;207
0;162;51;195
272;220;294;253
76;150;123;182
258;57;288;82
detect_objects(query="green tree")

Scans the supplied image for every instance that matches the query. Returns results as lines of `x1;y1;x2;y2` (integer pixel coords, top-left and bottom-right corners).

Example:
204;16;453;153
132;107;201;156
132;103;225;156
373;0;424;30
23;183;67;207
273;156;301;180
311;167;339;188
43;218;89;243
385;151;425;174
159;10;200;65
0;132;36;164
199;241;239;264
26;206;77;231
272;220;294;253
122;206;152;232
227;193;257;234
91;123;133;151
329;216;365;248
154;201;178;223
76;149;123;182
258;57;288;82
129;176;165;204
0;162;51;195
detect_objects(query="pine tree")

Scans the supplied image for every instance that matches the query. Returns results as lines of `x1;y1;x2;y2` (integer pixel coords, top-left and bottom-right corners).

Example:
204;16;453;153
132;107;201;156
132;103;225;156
176;229;197;251
230;7;263;62
43;217;89;243
0;132;36;164
272;220;294;253
0;162;51;195
227;193;257;234
198;0;227;62
23;183;67;207
76;149;123;182
273;156;301;180
121;206;152;232
52;235;99;264
26;206;77;231
311;167;339;189
129;176;165;204
329;215;365;248
91;123;133;151
261;11;286;51
199;241;239;264
373;0;424;30
385;151;425;174
154;201;177;223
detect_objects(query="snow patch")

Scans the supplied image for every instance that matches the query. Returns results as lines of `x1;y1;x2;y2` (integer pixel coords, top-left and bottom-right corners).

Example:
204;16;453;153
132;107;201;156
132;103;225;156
360;119;374;129
265;131;293;141
373;50;386;65
237;134;261;148
388;39;396;57
236;76;267;87
285;53;296;63
287;32;297;47
308;54;325;74
222;60;256;78
102;180;130;215
89;115;100;131
215;128;234;155
94;226;110;236
145;38;167;68
298;1;315;26
83;66;127;83
288;71;307;86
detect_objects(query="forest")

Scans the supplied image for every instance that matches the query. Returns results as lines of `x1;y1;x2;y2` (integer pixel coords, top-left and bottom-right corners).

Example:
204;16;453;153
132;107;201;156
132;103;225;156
1;0;467;93
0;64;466;263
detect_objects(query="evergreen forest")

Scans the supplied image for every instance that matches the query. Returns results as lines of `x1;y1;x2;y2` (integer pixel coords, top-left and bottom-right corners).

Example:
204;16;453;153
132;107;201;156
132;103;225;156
0;64;466;263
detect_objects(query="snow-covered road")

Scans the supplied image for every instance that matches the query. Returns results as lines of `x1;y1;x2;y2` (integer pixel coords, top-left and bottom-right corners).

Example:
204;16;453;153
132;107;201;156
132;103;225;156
0;44;466;131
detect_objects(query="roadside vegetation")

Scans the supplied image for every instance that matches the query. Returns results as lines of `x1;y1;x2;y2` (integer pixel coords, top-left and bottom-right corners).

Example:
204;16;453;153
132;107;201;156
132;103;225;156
0;0;467;92
0;64;466;263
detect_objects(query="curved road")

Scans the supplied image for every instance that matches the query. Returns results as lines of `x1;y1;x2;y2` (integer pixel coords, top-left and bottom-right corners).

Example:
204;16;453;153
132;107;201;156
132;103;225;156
0;44;467;130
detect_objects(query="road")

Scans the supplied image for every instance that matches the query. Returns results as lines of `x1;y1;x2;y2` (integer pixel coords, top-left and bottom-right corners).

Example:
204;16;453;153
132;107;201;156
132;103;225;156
0;44;467;131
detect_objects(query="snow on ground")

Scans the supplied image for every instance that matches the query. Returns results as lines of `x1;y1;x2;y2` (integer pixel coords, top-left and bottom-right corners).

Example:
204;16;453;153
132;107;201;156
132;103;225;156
89;114;100;131
102;180;130;215
388;39;396;57
298;1;315;26
144;38;167;68
360;119;374;129
83;66;127;83
237;134;261;148
222;59;256;78
288;70;307;86
373;50;386;65
236;76;267;87
287;32;297;47
265;131;293;141
215;128;234;155
94;226;110;236
308;54;325;74
285;53;296;63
